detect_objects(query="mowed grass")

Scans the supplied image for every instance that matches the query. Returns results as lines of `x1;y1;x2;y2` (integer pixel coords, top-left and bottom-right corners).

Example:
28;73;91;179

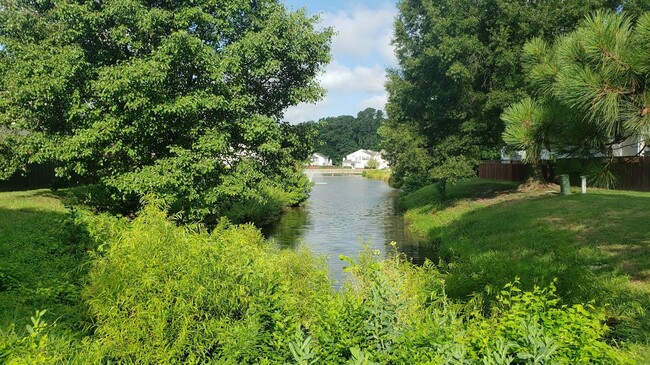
0;190;90;334
403;179;650;348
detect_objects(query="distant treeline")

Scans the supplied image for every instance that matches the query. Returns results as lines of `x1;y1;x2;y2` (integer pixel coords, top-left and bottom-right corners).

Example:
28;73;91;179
302;108;386;165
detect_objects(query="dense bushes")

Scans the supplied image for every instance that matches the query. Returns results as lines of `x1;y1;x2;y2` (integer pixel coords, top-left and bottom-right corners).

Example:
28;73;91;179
85;200;332;363
0;201;633;363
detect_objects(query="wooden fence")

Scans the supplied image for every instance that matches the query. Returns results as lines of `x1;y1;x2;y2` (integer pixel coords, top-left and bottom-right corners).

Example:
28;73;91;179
477;160;527;182
609;157;650;191
478;157;650;192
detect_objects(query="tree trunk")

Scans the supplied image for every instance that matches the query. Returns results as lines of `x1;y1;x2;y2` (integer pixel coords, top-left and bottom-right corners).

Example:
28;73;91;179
529;162;545;183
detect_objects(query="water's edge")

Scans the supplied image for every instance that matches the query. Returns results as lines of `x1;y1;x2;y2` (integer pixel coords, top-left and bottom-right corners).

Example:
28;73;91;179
263;174;435;283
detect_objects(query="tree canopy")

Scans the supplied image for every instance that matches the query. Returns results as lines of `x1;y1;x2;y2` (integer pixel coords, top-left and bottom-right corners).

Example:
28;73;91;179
502;10;650;184
0;0;332;224
382;0;627;191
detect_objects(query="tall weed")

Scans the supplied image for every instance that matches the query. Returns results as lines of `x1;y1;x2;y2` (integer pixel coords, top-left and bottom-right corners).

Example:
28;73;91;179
1;200;633;363
84;199;332;363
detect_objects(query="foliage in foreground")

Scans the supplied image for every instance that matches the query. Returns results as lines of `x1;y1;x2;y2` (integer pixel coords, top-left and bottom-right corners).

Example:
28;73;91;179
1;201;631;364
401;179;650;351
0;0;331;225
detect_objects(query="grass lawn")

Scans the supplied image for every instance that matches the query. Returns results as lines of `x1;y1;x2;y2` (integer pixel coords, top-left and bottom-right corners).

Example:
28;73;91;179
0;189;90;334
402;179;650;353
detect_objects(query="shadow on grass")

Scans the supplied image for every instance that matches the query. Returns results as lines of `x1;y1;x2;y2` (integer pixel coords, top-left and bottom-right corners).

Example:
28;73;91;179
401;179;519;213
0;203;93;335
426;189;650;342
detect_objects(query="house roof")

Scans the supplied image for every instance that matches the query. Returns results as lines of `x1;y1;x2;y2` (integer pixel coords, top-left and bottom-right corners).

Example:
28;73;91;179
312;152;328;159
346;149;381;157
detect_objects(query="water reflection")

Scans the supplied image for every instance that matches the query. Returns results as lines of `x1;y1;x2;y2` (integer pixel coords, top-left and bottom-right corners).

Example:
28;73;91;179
264;175;435;283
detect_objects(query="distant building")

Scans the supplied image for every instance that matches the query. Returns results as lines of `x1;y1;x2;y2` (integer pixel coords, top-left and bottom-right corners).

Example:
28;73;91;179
501;135;649;162
601;135;648;157
342;149;389;169
310;152;332;166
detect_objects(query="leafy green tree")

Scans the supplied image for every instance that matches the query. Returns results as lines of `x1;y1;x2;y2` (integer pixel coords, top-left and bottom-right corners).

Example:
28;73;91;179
502;10;650;184
384;0;623;191
310;108;385;165
314;115;356;165
353;108;384;150
0;0;332;224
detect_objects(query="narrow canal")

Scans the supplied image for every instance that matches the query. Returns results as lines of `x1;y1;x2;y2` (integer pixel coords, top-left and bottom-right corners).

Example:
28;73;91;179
264;174;435;284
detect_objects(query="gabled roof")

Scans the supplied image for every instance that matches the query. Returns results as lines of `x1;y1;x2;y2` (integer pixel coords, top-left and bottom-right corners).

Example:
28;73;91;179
347;149;381;157
312;152;329;159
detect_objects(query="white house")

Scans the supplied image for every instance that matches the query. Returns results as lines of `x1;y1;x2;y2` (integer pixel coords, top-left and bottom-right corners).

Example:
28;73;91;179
310;152;332;166
501;135;649;162
605;135;648;157
342;149;389;169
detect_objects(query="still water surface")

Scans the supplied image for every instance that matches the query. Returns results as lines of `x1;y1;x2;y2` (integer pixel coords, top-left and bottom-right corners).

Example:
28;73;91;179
264;174;435;284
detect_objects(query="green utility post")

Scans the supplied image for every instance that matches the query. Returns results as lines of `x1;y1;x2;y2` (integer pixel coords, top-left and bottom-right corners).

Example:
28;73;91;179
560;174;571;195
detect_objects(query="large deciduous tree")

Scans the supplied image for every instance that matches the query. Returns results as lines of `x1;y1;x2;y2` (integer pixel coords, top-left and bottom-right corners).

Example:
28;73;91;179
309;107;385;165
0;0;331;224
383;0;622;192
502;10;650;185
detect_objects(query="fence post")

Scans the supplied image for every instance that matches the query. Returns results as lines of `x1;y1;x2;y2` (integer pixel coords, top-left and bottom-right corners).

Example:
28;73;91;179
560;174;571;195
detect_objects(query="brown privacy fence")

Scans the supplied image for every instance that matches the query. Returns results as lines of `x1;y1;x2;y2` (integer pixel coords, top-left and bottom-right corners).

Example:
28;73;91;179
478;157;650;192
477;160;527;182
595;157;650;191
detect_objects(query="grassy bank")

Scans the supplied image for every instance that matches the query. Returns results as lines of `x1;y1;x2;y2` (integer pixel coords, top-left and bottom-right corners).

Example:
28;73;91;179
362;169;391;182
0;190;91;333
402;179;650;356
1;187;637;363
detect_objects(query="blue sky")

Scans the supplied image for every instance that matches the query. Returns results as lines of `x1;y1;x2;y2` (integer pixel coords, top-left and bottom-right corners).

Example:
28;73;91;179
282;0;398;123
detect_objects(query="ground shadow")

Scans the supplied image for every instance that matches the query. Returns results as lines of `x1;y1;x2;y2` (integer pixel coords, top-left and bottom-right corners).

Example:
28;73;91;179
0;202;93;335
423;189;650;342
401;179;519;213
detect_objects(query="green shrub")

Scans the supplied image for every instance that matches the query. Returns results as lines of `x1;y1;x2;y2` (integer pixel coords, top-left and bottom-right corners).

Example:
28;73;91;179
361;169;391;182
2;200;630;363
84;199;332;363
81;202;630;363
0;310;101;364
467;280;625;363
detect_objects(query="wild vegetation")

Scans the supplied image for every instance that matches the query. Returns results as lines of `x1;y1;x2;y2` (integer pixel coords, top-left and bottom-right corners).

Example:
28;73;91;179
0;191;636;363
2;0;650;363
401;178;650;360
362;169;391;182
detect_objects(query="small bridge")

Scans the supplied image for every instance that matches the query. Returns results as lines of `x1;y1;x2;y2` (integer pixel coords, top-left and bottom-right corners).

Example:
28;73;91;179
305;168;364;177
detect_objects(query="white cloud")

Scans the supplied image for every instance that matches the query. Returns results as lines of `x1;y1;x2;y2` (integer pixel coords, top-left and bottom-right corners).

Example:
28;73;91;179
283;3;397;124
321;5;397;67
318;62;386;93
283;62;389;123
378;31;398;66
361;94;388;111
283;97;332;124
